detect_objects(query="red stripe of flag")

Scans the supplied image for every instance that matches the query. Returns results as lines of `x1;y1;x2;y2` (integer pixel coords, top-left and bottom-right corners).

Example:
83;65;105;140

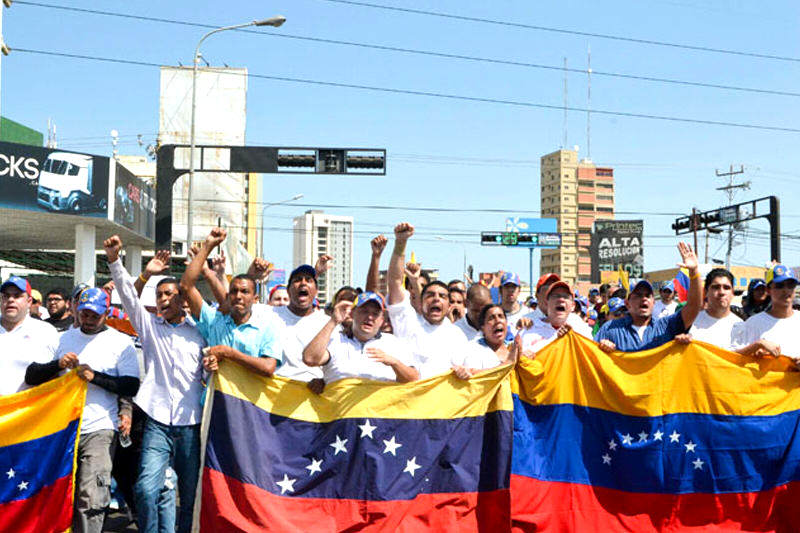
0;475;74;533
202;467;510;532
510;475;800;532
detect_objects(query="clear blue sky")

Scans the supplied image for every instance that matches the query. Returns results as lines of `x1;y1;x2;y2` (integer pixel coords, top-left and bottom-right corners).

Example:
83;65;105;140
4;0;800;286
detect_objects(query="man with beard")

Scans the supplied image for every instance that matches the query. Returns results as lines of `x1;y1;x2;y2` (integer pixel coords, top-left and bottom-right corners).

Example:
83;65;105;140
453;283;493;341
0;276;60;395
735;265;800;360
181;228;281;377
688;268;742;350
387;223;468;378
26;287;140;533
44;288;74;332
595;242;702;352
303;292;418;383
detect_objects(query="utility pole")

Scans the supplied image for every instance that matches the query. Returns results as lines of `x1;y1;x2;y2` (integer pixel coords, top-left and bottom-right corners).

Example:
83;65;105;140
715;165;749;269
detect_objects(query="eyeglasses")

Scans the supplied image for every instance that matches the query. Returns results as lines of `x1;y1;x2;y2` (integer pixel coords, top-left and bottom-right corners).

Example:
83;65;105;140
46;297;65;303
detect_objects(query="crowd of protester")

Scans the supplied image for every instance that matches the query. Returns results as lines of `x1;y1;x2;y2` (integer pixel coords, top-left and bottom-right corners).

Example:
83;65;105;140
1;222;798;532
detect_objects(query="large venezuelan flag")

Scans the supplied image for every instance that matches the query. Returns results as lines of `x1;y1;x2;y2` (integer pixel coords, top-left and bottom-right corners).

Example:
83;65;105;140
511;331;800;532
201;362;514;531
0;371;87;533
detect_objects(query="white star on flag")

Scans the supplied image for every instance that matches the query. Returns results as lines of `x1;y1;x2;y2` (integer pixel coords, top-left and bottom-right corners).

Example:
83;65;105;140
404;457;421;477
358;420;377;439
305;458;323;476
692;458;704;470
276;474;296;494
383;436;402;456
602;454;612;465
669;431;681;443
638;431;649;442
17;480;28;491
5;468;14;479
653;430;664;441
608;439;617;451
684;441;697;453
330;435;348;455
621;434;633;446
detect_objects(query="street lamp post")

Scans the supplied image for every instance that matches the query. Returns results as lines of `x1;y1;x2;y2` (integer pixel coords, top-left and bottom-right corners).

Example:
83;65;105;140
186;15;286;250
435;236;467;283
259;193;304;260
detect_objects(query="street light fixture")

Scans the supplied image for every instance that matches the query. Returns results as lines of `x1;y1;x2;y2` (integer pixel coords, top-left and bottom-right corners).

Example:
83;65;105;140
435;236;467;283
186;15;287;250
258;193;302;300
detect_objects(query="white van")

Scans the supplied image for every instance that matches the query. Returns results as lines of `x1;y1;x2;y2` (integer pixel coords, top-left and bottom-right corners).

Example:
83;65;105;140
36;152;106;212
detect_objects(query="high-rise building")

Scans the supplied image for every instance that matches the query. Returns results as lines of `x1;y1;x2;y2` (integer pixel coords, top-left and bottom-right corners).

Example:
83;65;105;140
293;210;354;304
540;149;614;290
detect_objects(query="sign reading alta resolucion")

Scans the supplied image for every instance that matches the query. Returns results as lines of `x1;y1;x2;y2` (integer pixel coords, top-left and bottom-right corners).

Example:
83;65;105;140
590;220;644;283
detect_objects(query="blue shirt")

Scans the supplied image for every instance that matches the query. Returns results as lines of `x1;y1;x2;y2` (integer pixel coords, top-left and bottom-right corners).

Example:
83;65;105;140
593;310;687;352
197;303;282;365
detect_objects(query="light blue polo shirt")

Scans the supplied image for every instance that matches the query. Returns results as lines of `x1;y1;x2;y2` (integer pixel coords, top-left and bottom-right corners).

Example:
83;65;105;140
197;303;282;365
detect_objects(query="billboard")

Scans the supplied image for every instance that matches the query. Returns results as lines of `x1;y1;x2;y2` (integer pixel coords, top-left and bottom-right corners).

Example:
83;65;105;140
0;140;109;217
591;220;644;283
159;66;248;250
113;162;155;240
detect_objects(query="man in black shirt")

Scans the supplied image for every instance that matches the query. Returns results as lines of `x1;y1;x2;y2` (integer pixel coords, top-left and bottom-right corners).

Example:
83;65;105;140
44;288;73;332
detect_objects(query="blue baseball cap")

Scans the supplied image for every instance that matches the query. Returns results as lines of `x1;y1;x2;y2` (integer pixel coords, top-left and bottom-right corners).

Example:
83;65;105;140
353;291;385;310
629;279;654;295
0;275;31;295
766;264;799;286
72;282;90;300
750;279;766;290
589;288;600;296
660;281;675;293
288;265;317;284
587;309;598;321
608;297;626;314
500;272;521;287
76;287;110;315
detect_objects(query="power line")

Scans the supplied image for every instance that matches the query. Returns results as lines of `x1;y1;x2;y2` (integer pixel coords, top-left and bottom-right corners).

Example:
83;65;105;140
13;48;800;134
12;1;800;98
318;0;800;64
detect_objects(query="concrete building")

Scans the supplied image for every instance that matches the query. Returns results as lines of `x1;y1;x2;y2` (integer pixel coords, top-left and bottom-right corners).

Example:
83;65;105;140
293;210;353;304
540;149;614;290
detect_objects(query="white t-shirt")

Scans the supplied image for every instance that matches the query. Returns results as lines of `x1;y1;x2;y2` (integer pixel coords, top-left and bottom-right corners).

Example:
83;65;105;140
55;327;139;434
505;304;528;333
689;310;742;350
519;314;593;353
733;310;800;360
322;331;415;383
653;300;678;319
453;315;481;342
253;304;329;382
387;296;469;379
462;340;505;370
0;316;59;396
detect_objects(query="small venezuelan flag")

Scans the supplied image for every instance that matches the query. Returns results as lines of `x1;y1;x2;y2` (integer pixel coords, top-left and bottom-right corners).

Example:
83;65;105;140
673;267;691;302
0;371;87;533
511;332;800;532
201;362;513;532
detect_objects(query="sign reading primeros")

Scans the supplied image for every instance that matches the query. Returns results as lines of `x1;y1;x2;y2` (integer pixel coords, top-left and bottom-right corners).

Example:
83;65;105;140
591;220;644;283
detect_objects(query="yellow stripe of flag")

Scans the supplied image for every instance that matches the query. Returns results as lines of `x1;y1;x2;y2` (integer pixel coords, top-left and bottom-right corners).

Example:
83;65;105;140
0;371;87;447
215;362;513;423
513;332;800;417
